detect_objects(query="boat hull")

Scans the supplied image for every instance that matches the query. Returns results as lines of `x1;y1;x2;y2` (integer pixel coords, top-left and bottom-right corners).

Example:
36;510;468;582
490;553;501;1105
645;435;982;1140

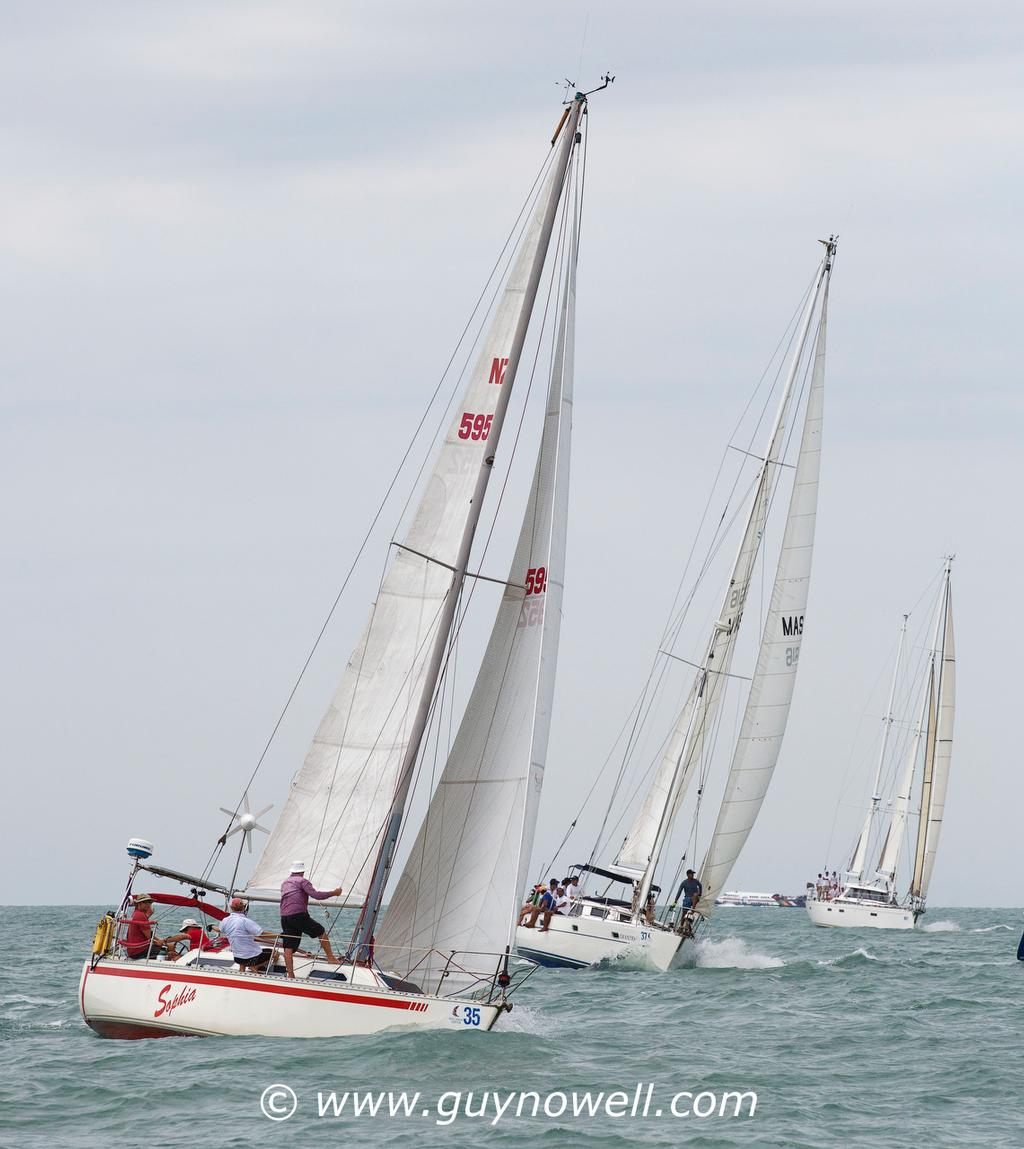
515;915;695;971
79;960;505;1038
805;899;916;930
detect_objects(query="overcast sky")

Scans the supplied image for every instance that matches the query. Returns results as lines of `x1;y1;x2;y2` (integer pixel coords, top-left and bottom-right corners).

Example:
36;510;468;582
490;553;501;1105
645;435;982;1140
3;2;1021;907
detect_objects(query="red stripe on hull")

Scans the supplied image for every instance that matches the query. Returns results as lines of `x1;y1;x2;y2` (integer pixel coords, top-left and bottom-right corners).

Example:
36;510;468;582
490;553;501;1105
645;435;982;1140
89;962;422;1011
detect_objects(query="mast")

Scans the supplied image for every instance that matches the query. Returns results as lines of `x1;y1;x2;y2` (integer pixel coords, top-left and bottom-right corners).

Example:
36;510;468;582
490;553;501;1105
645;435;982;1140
350;98;584;957
847;614;908;882
909;559;954;901
632;239;836;917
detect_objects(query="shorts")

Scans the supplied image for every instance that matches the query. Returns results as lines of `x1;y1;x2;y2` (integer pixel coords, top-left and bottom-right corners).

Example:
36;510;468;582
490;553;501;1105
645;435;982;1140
280;912;325;952
235;951;270;969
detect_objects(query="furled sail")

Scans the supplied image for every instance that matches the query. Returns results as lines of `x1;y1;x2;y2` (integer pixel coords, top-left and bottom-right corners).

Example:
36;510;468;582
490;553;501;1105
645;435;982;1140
246;147;571;902
876;663;932;883
915;578;955;899
699;282;828;907
847;615;907;882
376;206;577;987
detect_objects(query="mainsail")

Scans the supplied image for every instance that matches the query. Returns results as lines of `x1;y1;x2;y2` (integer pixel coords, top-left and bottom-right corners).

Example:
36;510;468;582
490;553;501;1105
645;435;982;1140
247;116;579;902
699;278;829;907
376;206;577;986
624;240;836;909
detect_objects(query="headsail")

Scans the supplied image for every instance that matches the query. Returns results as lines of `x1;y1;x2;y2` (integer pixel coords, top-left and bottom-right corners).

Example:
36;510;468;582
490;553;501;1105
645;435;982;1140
376;201;577;987
246;118;578;903
699;275;829;907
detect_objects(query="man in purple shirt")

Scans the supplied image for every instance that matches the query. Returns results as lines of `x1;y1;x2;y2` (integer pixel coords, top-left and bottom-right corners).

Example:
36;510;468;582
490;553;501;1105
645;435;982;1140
280;861;343;978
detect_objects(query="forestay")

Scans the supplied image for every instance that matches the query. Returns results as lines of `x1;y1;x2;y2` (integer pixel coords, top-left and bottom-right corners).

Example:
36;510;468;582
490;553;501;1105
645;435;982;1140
700;283;829;907
246;154;567;902
377;206;577;987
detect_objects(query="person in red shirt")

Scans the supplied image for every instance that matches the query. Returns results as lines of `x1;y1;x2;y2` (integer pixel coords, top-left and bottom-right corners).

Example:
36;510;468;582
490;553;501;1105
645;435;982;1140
122;894;170;960
163;917;230;956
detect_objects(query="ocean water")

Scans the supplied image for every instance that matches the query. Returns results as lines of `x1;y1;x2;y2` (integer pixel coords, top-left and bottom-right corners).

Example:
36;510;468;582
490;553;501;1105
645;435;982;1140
2;905;1022;1148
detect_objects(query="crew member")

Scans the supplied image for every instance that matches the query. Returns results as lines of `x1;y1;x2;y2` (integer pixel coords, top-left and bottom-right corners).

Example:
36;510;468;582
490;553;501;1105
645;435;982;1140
280;862;343;978
123;894;170;960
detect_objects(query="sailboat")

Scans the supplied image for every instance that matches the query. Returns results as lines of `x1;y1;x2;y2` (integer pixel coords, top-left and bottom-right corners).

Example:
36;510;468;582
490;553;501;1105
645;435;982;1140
806;560;956;930
79;83;606;1039
516;237;836;971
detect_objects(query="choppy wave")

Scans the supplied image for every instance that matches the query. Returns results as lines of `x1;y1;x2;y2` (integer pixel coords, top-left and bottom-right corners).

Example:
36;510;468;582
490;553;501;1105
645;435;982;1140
817;947;880;966
920;920;961;933
693;936;784;969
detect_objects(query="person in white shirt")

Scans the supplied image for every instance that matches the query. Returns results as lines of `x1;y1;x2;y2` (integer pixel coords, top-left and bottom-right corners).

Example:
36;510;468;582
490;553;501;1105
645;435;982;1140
537;886;569;932
220;897;277;972
565;875;581;901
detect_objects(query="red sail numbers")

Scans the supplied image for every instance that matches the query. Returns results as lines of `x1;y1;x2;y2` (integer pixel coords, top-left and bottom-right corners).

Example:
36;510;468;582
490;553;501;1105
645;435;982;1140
456;359;507;441
458;412;494;441
524;567;547;595
154;983;197;1019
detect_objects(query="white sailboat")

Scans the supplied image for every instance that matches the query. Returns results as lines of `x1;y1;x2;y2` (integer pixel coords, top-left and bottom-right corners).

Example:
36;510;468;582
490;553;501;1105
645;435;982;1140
80;83;606;1039
516;238;836;971
806;559;956;930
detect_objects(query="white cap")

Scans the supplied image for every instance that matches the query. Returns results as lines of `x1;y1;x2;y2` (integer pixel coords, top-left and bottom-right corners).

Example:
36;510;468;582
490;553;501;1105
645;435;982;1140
290;860;306;873
180;917;199;929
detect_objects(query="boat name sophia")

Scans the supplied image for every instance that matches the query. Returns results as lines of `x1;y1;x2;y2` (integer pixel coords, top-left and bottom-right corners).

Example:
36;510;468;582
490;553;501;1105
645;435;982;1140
154;984;198;1019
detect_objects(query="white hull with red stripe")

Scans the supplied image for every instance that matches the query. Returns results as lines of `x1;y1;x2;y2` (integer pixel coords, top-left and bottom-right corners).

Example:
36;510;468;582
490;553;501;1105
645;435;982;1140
80;956;505;1038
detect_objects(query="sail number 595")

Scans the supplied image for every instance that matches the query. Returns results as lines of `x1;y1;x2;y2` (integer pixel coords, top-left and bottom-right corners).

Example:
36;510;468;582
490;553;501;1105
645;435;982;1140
525;567;547;595
458;412;494;441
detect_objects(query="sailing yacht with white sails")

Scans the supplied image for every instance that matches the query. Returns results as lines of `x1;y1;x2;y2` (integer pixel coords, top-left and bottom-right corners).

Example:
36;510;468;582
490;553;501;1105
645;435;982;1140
516;238;837;971
807;560;956;930
80;83;606;1039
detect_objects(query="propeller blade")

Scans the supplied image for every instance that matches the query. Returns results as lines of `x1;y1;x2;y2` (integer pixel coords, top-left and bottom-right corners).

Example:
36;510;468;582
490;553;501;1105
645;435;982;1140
246;834;253;854
224;824;243;839
253;823;270;835
253;804;273;819
219;807;236;818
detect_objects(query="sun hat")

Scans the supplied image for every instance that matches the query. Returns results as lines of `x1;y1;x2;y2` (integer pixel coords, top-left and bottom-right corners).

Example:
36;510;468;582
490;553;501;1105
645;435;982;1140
290;860;306;873
180;917;199;929
134;893;153;903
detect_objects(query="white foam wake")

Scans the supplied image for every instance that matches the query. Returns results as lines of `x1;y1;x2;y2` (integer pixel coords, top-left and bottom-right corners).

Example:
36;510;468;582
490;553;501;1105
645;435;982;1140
971;924;1013;932
920;920;961;933
693;937;784;969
